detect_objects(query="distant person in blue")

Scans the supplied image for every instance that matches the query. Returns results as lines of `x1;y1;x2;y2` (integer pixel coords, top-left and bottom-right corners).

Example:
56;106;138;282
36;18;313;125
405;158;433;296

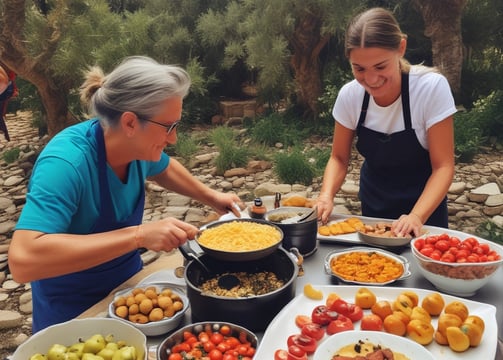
9;56;242;332
316;8;456;237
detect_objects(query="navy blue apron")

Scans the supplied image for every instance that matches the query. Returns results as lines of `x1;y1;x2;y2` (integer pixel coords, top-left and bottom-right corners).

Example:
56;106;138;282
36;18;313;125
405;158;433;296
356;72;448;227
32;121;144;332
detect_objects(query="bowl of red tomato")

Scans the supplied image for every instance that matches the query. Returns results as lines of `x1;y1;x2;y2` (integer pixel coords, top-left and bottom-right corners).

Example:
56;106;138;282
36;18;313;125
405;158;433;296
156;321;257;360
411;232;503;297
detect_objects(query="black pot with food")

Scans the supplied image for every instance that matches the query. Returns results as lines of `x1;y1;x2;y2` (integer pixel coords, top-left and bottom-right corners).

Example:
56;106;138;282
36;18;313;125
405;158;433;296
265;206;318;256
184;247;299;331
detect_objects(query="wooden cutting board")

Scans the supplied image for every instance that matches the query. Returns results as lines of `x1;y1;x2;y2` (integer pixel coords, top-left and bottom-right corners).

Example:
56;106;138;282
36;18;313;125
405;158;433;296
77;250;183;319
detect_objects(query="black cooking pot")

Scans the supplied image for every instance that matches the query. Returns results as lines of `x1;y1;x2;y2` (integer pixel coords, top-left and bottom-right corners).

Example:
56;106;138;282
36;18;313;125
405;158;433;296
184;247;299;331
265;207;318;256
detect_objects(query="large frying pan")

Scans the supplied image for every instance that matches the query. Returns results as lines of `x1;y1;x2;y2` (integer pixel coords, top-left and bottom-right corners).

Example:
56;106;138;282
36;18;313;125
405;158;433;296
190;218;284;262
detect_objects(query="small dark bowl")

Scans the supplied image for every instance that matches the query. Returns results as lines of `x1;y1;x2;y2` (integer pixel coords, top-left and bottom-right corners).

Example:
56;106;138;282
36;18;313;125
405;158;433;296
265;207;318;256
157;322;258;360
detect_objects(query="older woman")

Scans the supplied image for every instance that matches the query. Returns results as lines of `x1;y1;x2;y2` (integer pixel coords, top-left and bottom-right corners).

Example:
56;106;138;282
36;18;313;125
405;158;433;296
9;56;242;332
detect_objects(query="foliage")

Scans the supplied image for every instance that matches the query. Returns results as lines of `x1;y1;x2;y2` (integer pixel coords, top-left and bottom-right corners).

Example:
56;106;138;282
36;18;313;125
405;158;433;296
454;90;503;162
250;112;304;147
209;126;250;174
476;221;503;245
306;147;332;176
167;132;200;165
2;148;20;163
274;148;316;185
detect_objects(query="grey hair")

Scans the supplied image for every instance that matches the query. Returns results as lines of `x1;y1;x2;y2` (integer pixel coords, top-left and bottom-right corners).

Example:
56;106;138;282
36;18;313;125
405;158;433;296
80;56;191;126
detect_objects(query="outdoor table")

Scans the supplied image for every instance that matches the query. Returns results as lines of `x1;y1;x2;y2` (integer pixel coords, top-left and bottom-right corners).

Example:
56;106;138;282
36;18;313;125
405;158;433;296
78;222;503;359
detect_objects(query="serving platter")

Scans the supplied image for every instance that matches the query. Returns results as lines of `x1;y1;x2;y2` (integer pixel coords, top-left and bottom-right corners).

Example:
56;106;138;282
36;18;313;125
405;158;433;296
254;285;497;359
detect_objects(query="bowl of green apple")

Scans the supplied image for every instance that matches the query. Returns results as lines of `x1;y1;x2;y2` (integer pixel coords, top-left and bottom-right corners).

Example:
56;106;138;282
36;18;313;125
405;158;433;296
12;318;147;360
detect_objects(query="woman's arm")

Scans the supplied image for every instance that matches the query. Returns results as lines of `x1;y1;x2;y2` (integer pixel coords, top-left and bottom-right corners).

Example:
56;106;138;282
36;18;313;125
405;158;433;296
317;122;355;223
150;157;242;216
393;116;455;236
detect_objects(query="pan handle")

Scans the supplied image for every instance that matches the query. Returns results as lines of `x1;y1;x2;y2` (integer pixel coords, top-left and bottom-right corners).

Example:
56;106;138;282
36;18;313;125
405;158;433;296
178;241;211;273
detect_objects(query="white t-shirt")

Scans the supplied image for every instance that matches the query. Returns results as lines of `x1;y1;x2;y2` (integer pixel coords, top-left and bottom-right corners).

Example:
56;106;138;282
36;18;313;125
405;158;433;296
332;67;457;149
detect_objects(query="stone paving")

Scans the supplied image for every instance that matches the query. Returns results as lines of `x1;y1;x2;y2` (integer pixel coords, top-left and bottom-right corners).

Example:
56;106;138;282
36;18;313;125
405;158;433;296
1;111;503;358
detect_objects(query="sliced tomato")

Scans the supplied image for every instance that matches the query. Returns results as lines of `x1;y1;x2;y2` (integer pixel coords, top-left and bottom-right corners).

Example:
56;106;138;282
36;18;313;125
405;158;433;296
328;298;363;322
301;322;325;341
274;351;289;360
326;314;354;335
311;305;338;326
360;313;383;331
287;334;317;354
287;345;308;360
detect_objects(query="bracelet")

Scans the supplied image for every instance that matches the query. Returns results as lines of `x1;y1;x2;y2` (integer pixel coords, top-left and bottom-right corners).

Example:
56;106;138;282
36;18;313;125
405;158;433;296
135;224;143;249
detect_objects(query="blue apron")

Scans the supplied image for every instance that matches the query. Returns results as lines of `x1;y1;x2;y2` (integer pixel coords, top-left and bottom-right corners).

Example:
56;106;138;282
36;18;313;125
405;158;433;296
356;72;448;227
32;122;144;332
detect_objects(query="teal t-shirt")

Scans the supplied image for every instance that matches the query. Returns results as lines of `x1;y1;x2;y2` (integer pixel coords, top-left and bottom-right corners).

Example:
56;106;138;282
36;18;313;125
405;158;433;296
15;119;169;234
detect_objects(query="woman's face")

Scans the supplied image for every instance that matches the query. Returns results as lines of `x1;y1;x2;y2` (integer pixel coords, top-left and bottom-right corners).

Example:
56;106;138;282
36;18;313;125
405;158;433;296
349;41;405;106
138;96;182;161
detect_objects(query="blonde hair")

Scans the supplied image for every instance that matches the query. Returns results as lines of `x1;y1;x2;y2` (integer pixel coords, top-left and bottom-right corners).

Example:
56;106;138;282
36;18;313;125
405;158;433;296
79;56;191;126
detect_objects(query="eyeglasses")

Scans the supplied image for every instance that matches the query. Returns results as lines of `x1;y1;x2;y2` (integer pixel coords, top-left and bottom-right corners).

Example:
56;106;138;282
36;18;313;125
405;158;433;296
142;118;181;135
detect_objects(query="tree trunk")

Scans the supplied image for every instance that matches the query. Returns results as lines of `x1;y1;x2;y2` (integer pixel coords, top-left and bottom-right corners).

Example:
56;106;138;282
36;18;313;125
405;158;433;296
289;12;329;121
0;0;78;137
412;0;467;98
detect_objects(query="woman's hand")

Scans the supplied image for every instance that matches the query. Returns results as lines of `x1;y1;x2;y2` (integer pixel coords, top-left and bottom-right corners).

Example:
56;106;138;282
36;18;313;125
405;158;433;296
137;218;199;252
315;194;334;224
392;213;423;237
208;191;245;217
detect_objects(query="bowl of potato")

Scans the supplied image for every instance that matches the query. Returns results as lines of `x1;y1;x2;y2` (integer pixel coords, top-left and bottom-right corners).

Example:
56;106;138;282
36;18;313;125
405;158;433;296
108;282;189;336
12;318;147;360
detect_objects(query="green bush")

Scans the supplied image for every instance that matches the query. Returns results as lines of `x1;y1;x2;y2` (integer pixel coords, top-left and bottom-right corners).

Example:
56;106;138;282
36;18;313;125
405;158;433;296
209;126;250;174
476;221;503;245
169;133;199;164
274;149;315;185
250;113;302;147
454;110;484;163
2;148;21;163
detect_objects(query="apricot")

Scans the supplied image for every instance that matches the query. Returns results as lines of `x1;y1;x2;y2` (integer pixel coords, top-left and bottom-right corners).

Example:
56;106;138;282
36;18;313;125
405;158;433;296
434;330;449;345
371;300;393;320
115;305;129;319
148;307;165;322
158;295;174;310
410;306;432;324
446;326;470;352
354;287;377;309
436;313;463;339
139;298;154;315
173;300;184;312
383;313;407;336
393;294;413;317
444;301;469;322
460;322;483;347
113;296;127;308
400;290;419;307
421;292;445;316
392;310;410;326
406;319;434;345
463;315;485;332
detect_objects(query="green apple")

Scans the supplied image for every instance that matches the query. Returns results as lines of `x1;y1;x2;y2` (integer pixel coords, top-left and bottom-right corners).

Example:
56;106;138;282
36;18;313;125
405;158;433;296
83;334;106;354
67;342;85;358
47;344;68;360
29;353;47;360
96;347;116;360
81;354;104;360
112;346;136;360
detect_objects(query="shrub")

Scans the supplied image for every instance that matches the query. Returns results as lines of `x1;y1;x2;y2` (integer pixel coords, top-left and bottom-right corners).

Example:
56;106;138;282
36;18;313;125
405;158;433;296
476;221;503;245
2;148;21;163
453;110;484;163
209;126;250;174
169;133;199;165
250;112;302;147
274;148;315;185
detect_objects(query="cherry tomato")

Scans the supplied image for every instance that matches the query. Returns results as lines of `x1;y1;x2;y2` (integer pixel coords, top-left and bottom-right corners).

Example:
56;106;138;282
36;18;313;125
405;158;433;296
210;332;224;345
413;238;425;250
219;325;231;335
329;298;363;322
287;334;317;354
286;345;308;360
274;349;289;360
168;354;183;360
222;354;236;360
295;315;312;328
435;239;450;252
360;313;383;331
326;314;354;335
420;247;434;257
311;305;333;325
301;322;325;341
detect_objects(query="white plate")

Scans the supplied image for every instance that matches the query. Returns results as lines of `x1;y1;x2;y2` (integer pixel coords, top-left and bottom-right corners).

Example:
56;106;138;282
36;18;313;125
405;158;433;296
255;285;497;359
313;330;435;360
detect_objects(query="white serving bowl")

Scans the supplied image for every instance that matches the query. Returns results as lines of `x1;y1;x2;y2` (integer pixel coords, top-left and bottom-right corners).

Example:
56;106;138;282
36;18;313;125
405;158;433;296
313;330;435;360
108;282;189;336
324;246;411;285
410;236;503;297
12;318;147;360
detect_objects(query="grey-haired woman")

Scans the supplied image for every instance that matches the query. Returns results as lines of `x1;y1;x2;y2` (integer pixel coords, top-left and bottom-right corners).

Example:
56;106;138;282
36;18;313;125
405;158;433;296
9;56;243;332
